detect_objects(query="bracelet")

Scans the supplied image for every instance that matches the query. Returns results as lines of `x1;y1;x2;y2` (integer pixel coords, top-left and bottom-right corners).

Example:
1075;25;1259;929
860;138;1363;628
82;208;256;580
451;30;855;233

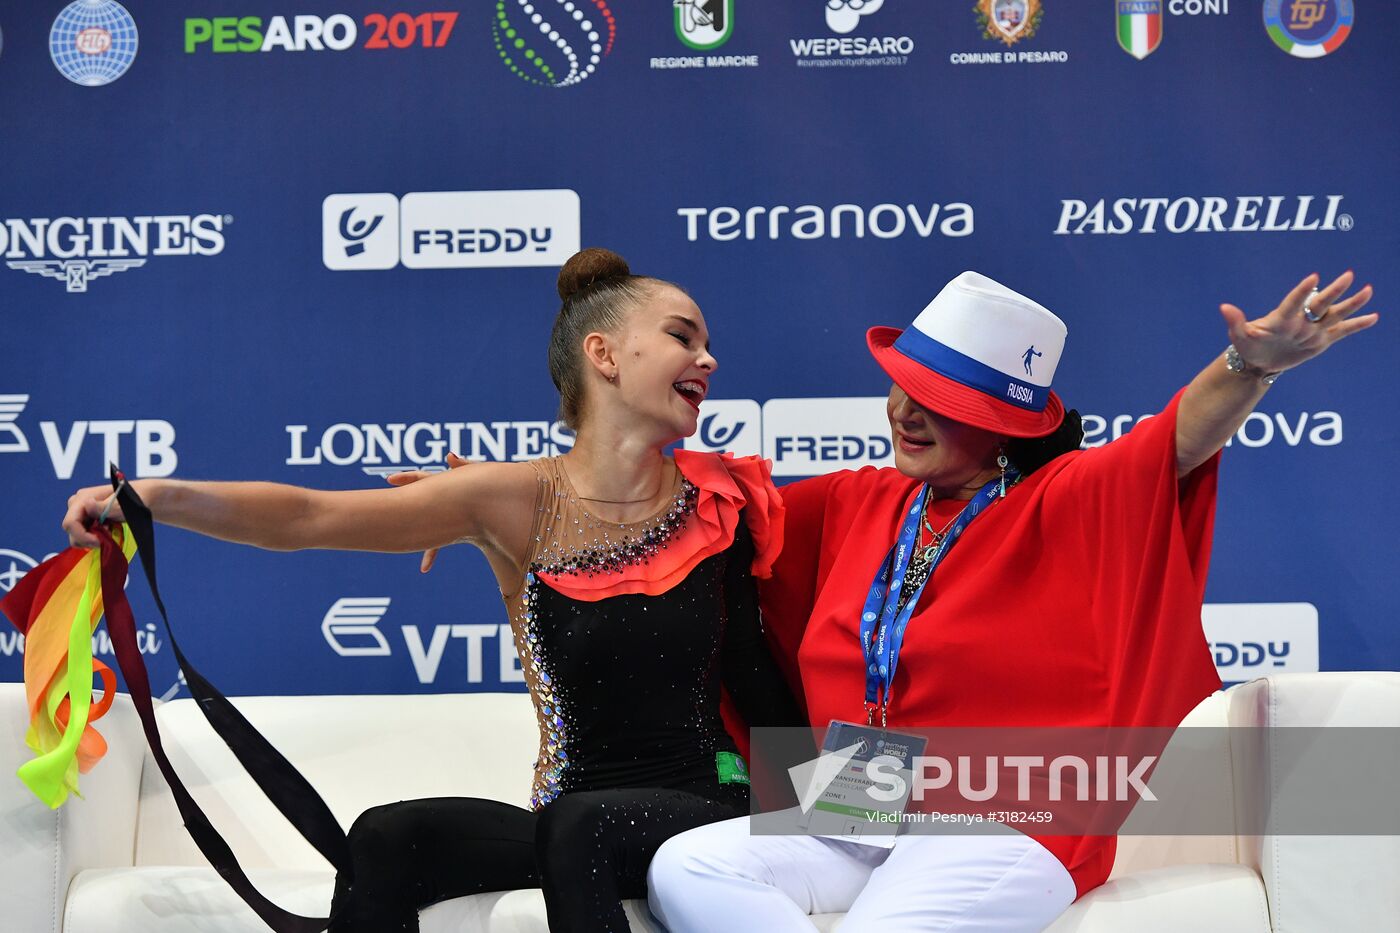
1224;345;1280;386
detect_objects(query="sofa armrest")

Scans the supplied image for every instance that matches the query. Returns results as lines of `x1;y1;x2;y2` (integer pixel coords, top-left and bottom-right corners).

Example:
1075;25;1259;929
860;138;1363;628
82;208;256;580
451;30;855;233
1227;672;1400;933
1;684;147;933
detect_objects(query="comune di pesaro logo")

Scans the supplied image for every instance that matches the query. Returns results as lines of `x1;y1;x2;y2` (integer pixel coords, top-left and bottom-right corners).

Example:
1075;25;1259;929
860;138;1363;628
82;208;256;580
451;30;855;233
2;214;228;293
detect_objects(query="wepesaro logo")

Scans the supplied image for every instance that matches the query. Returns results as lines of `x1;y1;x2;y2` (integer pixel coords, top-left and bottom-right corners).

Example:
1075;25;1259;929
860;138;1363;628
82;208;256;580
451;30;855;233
2;214;228;292
1054;195;1351;234
790;0;912;67
492;0;615;87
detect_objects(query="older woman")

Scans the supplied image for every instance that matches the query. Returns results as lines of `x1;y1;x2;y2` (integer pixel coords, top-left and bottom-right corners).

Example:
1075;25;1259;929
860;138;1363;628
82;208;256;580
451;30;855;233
646;269;1376;931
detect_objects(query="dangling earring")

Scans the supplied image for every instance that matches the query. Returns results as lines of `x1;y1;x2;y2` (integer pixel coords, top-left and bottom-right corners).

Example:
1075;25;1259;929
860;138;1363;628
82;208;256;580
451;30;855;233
997;451;1009;498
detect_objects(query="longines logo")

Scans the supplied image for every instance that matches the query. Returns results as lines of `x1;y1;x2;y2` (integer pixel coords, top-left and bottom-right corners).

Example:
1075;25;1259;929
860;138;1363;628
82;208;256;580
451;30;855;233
287;419;576;475
2;214;228;292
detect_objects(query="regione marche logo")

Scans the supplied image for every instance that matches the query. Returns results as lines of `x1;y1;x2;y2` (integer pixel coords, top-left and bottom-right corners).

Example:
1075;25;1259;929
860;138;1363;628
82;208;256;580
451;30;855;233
675;0;732;50
324;190;580;271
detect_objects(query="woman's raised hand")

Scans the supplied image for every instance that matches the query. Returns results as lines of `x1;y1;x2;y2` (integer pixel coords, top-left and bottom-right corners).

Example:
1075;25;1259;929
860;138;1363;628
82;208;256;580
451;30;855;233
63;484;125;549
386;452;471;572
1220;271;1378;374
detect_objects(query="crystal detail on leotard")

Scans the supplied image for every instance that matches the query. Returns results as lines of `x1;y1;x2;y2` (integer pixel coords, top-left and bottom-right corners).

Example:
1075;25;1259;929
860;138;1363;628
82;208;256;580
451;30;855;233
516;475;699;809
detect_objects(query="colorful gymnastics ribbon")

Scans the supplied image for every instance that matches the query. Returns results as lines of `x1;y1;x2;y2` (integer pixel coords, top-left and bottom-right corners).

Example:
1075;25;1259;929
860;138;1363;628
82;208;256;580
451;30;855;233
2;467;348;933
2;526;134;807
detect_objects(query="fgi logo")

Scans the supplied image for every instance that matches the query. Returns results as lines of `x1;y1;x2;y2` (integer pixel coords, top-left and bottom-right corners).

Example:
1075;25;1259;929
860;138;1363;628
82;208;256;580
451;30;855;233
492;0;615;87
322;194;399;270
683;399;761;457
675;0;732;49
50;0;139;86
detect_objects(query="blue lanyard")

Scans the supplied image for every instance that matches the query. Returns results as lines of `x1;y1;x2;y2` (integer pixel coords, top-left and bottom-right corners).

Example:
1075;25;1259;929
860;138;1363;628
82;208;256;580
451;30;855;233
858;471;1017;724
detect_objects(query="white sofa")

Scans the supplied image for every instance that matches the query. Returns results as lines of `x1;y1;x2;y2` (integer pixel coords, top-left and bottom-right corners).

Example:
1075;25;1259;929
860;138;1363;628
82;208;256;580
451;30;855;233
3;673;1398;933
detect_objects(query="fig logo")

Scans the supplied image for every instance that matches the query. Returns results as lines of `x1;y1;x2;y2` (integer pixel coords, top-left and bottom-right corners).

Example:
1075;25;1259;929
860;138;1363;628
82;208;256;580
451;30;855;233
492;0;616;87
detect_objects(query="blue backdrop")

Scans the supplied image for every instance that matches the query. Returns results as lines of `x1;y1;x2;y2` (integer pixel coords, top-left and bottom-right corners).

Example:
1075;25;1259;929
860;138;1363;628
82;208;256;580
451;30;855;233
3;0;1396;700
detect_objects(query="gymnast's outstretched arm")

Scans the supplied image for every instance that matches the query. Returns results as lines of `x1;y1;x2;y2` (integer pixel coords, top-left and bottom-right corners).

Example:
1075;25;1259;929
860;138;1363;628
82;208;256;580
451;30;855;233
59;458;539;560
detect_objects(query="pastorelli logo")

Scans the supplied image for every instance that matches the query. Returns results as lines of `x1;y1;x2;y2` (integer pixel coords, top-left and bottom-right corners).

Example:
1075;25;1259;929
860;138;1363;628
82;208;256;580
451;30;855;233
2;214;228;292
1054;195;1350;234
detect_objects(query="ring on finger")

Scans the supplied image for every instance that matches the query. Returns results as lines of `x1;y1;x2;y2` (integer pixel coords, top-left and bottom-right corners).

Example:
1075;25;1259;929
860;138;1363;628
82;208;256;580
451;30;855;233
1303;288;1327;323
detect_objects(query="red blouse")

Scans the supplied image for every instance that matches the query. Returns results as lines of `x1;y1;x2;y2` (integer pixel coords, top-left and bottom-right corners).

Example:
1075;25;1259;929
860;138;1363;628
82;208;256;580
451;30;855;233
759;388;1222;897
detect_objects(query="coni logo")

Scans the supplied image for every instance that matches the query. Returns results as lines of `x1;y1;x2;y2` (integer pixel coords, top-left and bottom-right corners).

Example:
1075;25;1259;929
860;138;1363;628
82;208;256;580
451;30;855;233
492;0;616;87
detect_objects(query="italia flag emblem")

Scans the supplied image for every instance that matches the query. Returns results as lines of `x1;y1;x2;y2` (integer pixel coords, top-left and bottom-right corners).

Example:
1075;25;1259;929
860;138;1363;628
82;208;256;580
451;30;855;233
1116;0;1162;59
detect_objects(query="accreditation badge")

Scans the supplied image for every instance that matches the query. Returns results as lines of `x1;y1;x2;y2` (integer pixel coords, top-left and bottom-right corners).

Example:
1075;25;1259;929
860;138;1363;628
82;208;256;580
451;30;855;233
795;720;927;848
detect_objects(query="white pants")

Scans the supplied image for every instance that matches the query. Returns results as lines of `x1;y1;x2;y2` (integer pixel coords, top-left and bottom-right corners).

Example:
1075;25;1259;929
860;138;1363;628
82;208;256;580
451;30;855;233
647;813;1076;932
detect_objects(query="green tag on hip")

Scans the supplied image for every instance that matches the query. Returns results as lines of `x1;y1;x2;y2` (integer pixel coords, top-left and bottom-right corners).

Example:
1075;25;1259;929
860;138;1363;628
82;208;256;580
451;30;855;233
716;751;749;785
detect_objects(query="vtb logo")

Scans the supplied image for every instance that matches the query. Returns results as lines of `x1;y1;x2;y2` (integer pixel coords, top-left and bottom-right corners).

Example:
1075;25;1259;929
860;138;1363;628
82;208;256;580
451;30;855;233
0;395;29;453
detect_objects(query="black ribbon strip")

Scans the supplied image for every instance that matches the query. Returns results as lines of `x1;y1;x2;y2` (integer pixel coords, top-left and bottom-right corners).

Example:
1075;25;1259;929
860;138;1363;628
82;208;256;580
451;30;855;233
98;465;347;932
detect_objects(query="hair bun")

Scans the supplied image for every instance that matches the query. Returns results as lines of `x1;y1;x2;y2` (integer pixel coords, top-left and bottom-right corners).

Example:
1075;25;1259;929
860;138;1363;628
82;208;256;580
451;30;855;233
558;247;631;301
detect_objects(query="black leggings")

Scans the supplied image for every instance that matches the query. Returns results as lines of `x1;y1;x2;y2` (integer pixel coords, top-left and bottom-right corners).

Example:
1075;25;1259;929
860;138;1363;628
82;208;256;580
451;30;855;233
328;784;748;933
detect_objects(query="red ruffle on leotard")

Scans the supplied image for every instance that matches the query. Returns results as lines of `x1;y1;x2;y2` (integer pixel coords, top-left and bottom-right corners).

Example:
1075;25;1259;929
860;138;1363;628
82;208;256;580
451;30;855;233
535;451;785;602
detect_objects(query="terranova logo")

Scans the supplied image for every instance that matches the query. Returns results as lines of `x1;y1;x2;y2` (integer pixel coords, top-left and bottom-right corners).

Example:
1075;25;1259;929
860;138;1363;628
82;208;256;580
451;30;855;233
1263;0;1352;58
3;213;229;292
1117;0;1163;59
50;0;139;86
675;0;731;49
492;0;615;87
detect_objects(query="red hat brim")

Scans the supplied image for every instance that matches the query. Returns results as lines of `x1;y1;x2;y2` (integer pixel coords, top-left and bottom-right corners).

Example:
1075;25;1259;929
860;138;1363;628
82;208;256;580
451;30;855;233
867;326;1064;439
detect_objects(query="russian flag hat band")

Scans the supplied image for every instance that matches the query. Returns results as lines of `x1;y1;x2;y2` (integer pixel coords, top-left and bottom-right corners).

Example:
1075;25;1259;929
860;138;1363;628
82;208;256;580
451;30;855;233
866;271;1068;439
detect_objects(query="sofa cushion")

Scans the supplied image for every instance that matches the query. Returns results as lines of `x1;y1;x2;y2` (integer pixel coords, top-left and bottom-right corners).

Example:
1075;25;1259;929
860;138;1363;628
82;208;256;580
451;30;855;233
65;867;673;933
1046;864;1271;932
